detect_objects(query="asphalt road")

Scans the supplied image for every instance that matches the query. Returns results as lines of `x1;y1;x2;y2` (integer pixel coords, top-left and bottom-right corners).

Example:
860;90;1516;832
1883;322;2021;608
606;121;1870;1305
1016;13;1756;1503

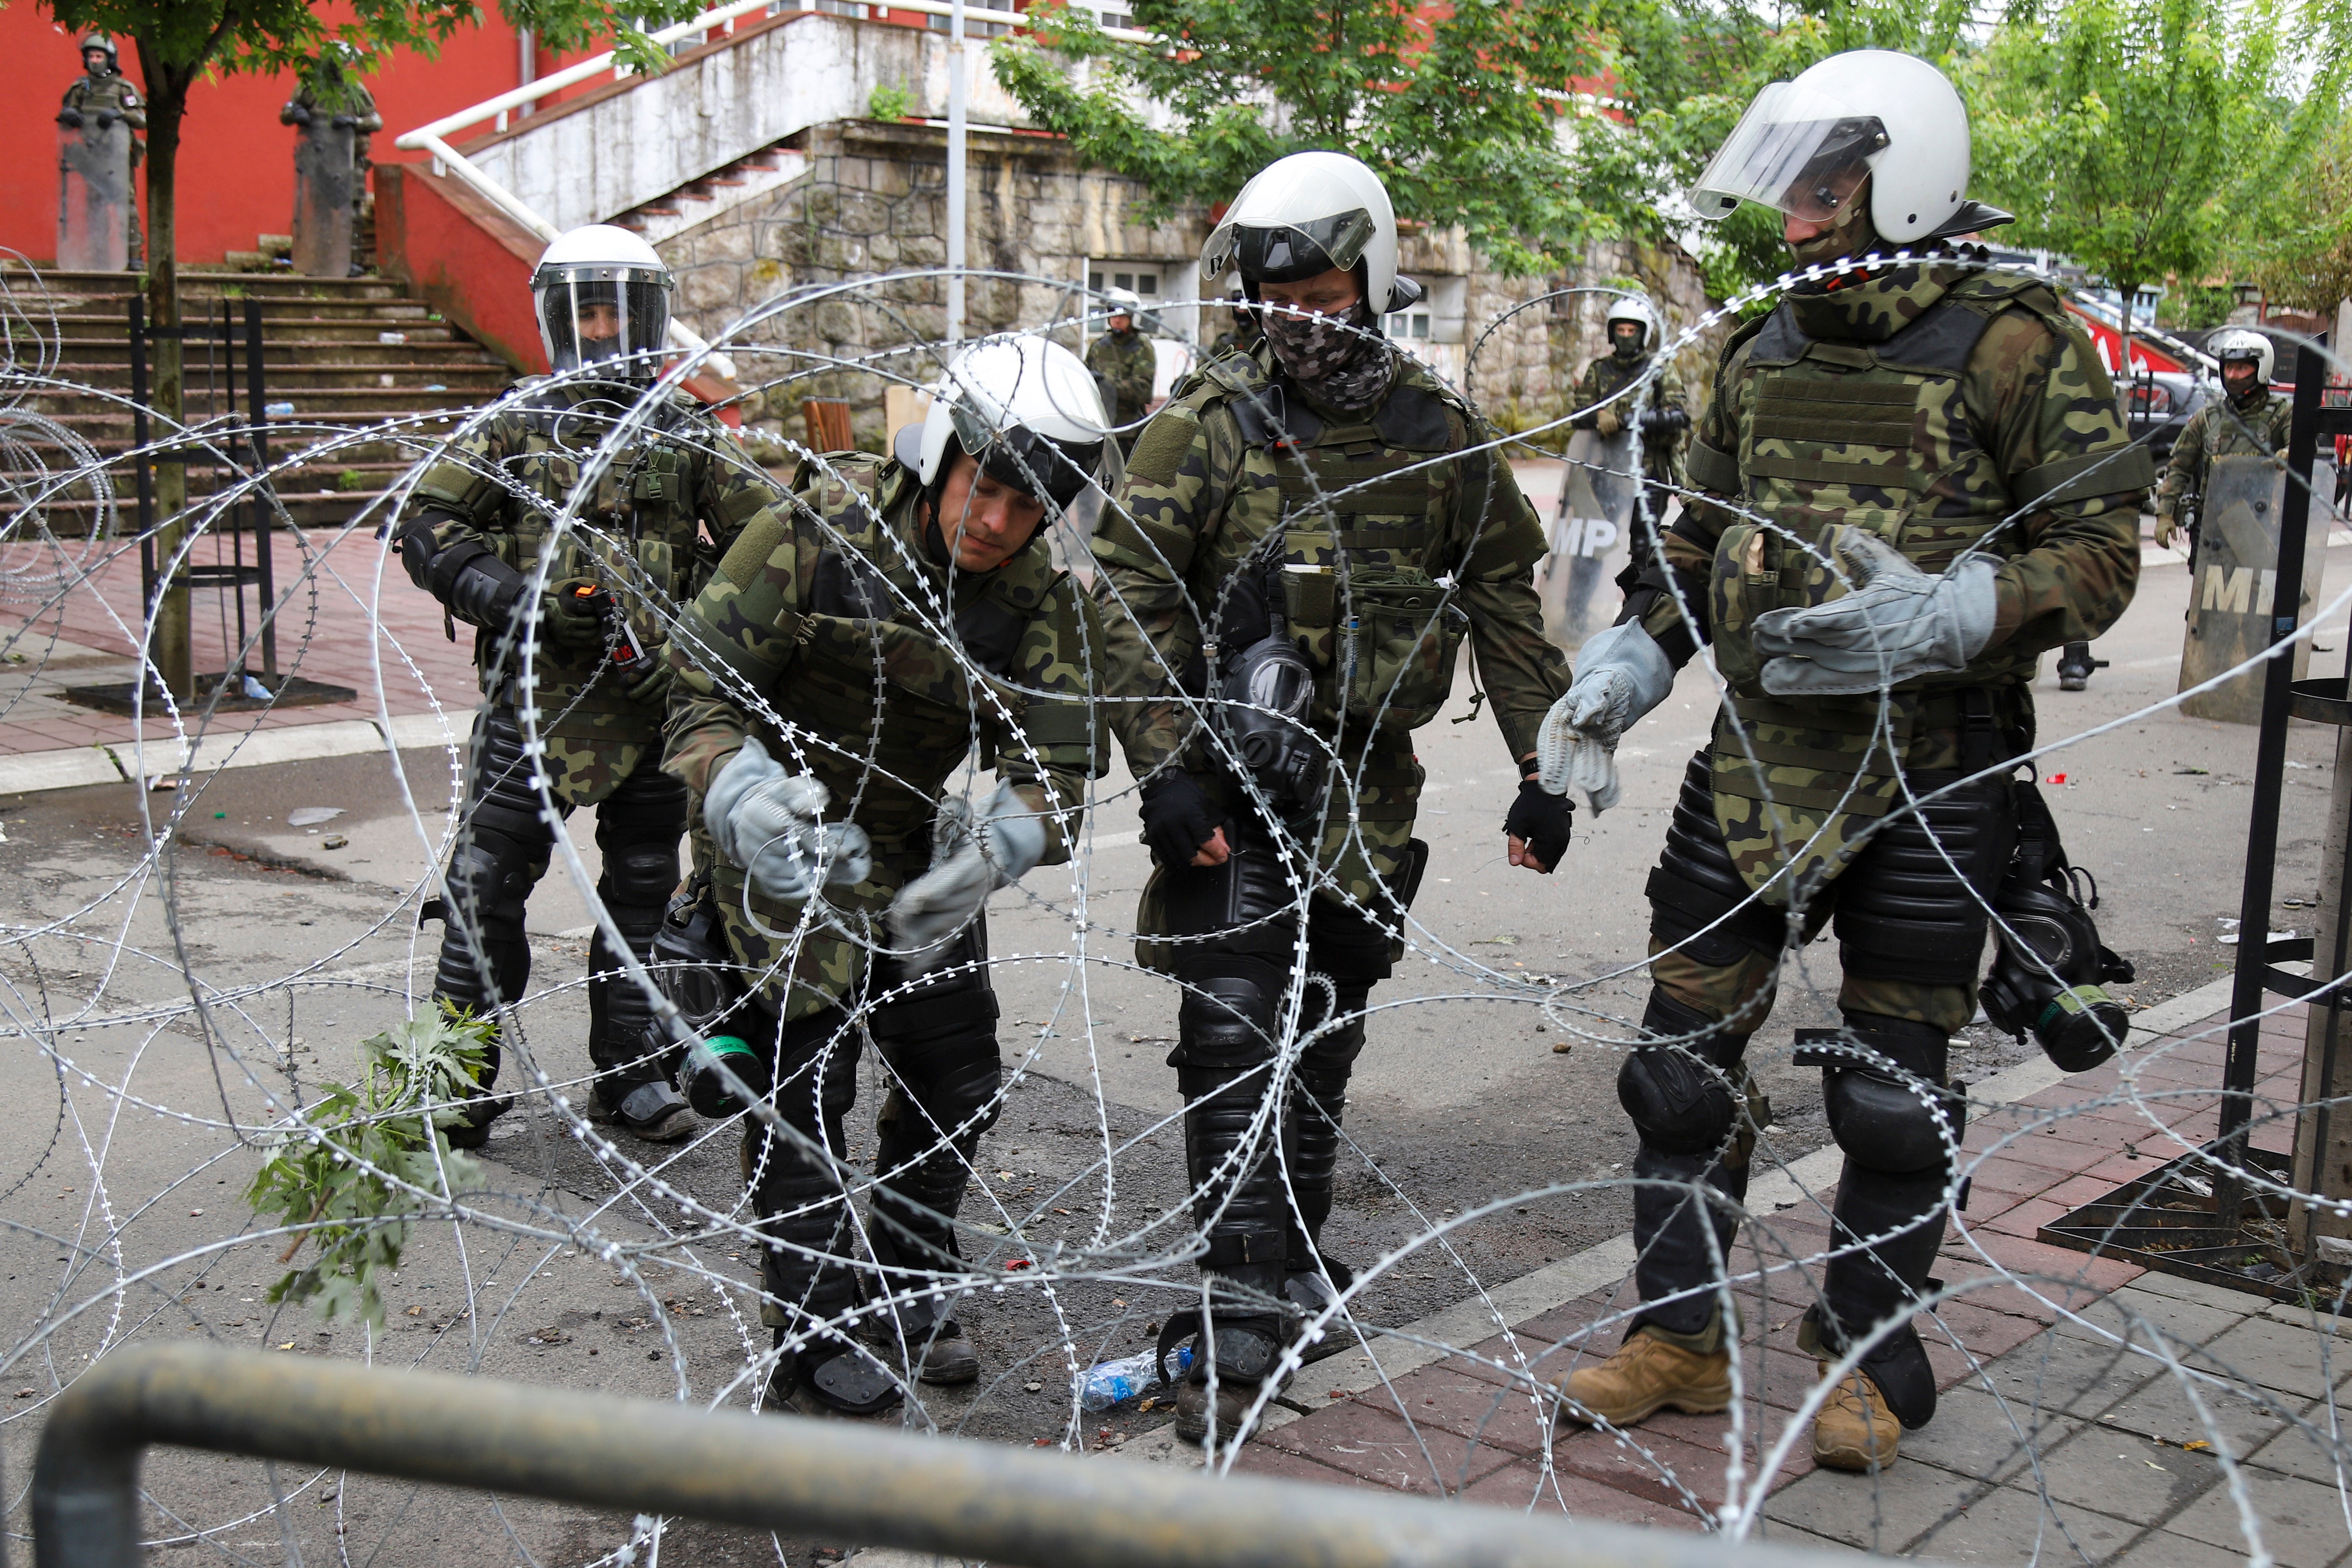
1;529;2344;1563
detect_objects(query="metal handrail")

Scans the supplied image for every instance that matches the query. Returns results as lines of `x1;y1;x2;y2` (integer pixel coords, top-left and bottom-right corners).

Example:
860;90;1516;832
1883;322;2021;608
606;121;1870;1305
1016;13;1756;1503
35;1343;1859;1568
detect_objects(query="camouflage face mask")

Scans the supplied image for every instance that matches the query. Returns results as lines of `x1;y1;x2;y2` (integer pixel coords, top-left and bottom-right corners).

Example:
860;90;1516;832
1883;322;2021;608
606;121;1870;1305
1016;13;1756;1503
1260;300;1394;412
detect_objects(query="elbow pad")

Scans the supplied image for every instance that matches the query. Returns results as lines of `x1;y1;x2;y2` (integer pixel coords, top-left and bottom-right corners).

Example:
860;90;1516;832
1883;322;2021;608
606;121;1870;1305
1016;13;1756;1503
447;551;526;631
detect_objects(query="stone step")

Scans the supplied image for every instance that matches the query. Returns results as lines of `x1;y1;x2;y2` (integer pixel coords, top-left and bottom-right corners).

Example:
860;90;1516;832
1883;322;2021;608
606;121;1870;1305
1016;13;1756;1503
46;361;509;389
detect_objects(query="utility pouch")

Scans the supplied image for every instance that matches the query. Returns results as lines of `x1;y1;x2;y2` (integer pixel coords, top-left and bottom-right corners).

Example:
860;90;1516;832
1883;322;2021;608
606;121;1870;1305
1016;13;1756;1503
1333;566;1468;730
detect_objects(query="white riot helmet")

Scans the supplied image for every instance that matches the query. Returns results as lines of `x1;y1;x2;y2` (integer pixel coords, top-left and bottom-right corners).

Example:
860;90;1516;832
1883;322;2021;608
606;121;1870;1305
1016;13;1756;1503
2209;327;2275;387
1605;295;1660;357
1200;151;1423;315
894;336;1109;509
531;224;673;383
1102;286;1144;323
1690;50;2011;247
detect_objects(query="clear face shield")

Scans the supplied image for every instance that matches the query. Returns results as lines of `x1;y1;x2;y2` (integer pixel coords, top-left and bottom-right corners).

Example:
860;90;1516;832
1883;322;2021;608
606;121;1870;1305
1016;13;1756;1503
1202;208;1377;285
534;266;672;383
1688;81;1889;226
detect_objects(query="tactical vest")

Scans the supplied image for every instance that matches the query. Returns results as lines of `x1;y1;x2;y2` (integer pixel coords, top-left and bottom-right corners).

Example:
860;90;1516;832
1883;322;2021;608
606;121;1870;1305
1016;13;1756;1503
717;453;1066;845
1178;354;1475;732
1691;273;2138;700
490;387;709;623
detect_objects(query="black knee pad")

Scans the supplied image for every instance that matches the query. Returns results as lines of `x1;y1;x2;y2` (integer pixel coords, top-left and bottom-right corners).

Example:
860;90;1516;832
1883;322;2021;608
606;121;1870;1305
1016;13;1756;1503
601;841;681;917
881;1019;1003;1141
1647;755;1793;964
1171;964;1279;1069
1618;991;1750;1158
1296;980;1369;1074
770;1008;863;1130
1834;778;2016;986
1810;1022;1965;1176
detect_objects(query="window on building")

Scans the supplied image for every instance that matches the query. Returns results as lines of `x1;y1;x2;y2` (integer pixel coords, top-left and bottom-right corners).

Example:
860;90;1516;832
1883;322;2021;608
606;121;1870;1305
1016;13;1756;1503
1386;310;1433;339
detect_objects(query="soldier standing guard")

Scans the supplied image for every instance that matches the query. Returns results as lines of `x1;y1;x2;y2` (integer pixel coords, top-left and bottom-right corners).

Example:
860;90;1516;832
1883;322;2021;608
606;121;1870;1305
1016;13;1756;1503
1086;287;1159;432
393;224;791;1147
281;44;384;279
56;34;143;270
1565;295;1690;595
1093;150;1575;1446
2154;328;2294;566
1539;50;2150;1471
658;336;1109;1415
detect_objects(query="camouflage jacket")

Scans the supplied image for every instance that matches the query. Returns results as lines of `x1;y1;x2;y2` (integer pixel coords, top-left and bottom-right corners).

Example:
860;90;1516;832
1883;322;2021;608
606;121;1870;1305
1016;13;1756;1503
62;73;144;160
402;380;786;753
1570;352;1688;485
664;453;1108;1011
1094;340;1568;907
1637;257;2150;894
2155;388;2295;518
1086;329;1159;425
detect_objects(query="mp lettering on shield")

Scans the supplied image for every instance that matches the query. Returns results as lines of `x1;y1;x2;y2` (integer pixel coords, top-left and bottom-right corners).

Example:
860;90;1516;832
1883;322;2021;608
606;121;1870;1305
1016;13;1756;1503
1553;514;1621;560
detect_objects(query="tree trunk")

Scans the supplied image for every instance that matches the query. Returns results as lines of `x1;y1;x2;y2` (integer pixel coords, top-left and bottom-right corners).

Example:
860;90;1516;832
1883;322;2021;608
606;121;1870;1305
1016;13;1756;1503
134;38;191;702
2117;283;2138;430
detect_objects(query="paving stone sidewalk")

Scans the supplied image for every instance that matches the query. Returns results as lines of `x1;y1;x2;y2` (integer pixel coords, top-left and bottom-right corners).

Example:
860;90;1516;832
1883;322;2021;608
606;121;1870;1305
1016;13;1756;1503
0;528;475;763
1187;990;2351;1564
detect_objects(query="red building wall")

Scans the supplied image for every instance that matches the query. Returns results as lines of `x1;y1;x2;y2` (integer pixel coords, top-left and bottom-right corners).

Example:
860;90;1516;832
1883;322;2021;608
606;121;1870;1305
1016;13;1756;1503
0;8;603;267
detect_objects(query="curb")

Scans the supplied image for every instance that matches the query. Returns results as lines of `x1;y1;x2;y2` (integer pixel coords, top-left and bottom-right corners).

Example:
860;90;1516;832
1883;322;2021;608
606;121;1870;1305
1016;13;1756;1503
0;711;463;797
1122;972;2243;1461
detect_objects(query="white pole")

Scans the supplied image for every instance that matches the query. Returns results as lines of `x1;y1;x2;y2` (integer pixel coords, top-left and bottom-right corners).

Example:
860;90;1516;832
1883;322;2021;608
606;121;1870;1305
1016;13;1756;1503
946;0;967;344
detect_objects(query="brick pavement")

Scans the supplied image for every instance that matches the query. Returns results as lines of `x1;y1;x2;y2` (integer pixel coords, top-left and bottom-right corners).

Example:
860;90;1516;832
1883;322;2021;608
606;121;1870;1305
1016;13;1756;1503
0;526;479;759
1206;992;2352;1563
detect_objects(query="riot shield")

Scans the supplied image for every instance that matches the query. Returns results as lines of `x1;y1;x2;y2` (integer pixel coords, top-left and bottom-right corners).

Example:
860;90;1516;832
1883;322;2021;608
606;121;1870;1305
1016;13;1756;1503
57;119;132;272
1539;426;1639;648
2178;452;2329;723
291;119;359;277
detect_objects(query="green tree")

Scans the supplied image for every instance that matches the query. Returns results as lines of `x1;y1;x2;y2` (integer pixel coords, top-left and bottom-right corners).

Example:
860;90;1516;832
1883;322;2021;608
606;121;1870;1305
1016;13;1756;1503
35;0;693;698
992;0;1611;277
1968;0;2343;377
2230;112;2352;315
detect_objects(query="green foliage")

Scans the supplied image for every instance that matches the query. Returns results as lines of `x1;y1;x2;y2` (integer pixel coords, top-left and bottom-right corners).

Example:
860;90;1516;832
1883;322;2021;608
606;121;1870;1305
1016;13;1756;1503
993;0;1613;276
1968;0;2346;318
867;81;915;121
33;0;703;86
2230;111;2352;311
244;1008;491;1327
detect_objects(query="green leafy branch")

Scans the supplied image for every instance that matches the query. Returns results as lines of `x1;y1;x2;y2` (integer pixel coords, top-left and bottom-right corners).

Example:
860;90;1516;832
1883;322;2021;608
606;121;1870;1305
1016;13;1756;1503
244;1008;492;1327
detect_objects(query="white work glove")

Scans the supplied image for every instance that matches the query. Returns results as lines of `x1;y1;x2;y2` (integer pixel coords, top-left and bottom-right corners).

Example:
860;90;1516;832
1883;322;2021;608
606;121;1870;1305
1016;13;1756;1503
1536;620;1675;814
703;737;872;904
888;782;1048;974
1752;531;2000;698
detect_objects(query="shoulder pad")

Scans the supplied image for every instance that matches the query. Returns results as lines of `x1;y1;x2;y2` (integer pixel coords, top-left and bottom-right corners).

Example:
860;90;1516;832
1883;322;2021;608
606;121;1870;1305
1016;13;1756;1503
1371;381;1460;452
1719;310;1778;372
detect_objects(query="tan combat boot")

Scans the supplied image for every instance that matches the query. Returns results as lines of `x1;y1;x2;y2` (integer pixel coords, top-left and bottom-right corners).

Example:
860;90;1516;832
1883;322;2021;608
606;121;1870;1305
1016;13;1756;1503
1811;1360;1901;1471
1554;1328;1733;1428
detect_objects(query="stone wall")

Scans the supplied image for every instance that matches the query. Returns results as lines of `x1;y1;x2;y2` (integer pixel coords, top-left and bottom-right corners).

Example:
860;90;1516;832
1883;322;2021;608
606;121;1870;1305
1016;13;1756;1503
656;117;1723;451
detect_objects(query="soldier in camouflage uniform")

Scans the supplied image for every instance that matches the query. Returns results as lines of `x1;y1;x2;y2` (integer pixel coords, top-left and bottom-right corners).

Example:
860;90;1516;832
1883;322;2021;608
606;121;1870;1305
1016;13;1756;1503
2154;327;2294;560
1095;151;1575;1445
56;35;144;266
1566;294;1690;597
1541;52;2150;1472
660;336;1109;1416
280;44;384;252
396;225;788;1147
1086;287;1159;431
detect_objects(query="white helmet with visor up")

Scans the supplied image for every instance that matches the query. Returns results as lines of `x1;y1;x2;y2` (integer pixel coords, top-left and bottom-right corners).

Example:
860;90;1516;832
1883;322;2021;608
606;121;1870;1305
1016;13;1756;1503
893;336;1109;509
1689;50;2011;247
532;224;673;383
2208;327;2275;386
1200;151;1423;315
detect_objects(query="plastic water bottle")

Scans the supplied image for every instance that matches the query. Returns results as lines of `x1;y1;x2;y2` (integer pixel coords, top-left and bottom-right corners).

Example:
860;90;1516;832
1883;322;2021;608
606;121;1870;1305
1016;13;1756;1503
1077;1344;1191;1412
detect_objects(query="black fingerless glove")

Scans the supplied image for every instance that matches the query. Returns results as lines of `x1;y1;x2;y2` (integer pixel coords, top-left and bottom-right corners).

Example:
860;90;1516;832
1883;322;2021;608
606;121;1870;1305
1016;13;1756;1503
1503;769;1573;872
1139;770;1224;868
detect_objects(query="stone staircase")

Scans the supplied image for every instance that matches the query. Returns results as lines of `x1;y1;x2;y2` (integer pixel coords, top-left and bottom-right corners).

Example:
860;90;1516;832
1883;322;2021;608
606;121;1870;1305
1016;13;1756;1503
1;266;511;534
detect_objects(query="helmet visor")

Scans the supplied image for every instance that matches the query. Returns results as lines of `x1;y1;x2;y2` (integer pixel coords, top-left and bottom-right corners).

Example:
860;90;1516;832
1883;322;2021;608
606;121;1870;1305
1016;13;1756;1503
1204;209;1378;285
948;397;1103;509
1689;81;1888;224
535;265;672;381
